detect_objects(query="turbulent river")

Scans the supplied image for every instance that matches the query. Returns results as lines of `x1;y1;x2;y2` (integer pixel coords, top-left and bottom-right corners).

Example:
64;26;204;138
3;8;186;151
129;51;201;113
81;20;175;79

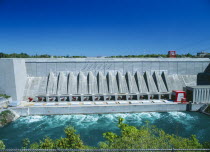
0;112;210;148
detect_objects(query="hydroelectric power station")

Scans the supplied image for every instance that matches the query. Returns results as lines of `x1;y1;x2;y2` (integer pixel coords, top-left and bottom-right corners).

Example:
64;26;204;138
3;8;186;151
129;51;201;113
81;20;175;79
0;58;210;115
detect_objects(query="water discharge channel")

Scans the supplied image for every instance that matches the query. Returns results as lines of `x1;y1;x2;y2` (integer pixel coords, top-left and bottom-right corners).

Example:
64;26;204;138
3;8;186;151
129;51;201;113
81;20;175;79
0;112;210;148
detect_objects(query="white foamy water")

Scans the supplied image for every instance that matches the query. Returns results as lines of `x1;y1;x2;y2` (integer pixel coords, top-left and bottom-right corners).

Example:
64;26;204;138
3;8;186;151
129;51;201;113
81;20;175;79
19;115;44;123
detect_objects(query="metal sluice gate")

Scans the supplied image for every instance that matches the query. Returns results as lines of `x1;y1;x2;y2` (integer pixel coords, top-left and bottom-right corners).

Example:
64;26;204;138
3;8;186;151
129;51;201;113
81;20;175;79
35;93;171;102
29;70;177;102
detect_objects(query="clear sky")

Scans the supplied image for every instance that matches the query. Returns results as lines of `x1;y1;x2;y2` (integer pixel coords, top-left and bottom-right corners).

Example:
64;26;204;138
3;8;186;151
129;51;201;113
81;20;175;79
0;0;210;56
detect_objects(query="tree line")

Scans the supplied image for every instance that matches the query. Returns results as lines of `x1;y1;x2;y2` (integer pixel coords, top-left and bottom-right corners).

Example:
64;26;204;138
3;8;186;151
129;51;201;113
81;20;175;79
0;52;86;58
0;52;199;58
108;53;196;58
0;118;209;150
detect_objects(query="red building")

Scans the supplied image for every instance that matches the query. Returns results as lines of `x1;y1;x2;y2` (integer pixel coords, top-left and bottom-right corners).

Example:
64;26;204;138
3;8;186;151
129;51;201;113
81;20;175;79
172;90;186;102
168;51;176;58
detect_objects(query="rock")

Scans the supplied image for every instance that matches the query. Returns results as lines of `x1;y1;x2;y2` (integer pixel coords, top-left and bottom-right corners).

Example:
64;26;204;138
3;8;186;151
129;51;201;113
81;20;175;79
0;110;20;127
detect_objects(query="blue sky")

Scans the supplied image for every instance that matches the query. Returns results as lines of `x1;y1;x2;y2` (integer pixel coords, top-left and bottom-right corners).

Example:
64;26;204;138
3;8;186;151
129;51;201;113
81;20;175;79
0;0;210;56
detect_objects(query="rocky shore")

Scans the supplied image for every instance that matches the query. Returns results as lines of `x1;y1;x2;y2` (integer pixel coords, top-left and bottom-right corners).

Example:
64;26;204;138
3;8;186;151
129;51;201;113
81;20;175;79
0;110;20;127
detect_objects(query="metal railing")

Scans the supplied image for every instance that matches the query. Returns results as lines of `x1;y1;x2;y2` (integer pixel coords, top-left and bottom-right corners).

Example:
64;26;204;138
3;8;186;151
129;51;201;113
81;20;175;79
0;149;210;152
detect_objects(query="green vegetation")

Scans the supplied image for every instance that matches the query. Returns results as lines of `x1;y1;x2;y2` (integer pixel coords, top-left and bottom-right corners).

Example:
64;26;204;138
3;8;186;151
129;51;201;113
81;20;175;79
22;126;88;149
108;53;196;58
0;118;209;149
0;110;13;126
99;118;203;149
0;94;10;99
0;140;5;149
0;52;198;58
0;52;86;58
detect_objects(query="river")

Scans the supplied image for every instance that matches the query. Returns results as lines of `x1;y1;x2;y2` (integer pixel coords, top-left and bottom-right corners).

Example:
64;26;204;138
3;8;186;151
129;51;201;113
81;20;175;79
0;112;210;148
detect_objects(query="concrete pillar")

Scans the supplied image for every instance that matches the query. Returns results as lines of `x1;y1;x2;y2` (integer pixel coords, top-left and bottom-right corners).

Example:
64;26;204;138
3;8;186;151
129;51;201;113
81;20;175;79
69;95;72;102
57;96;61;102
137;94;140;100
200;89;204;103
203;89;207;103
126;95;129;100
169;93;172;99
198;89;201;103
92;95;95;101
81;95;84;102
158;94;161;100
115;95;118;101
46;96;49;102
0;59;27;101
206;89;209;103
148;95;150;100
195;89;199;103
193;89;195;103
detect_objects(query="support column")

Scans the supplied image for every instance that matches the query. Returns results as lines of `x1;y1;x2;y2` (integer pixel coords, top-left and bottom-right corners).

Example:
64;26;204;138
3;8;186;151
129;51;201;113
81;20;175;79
169;93;172;99
46;96;49;102
158;94;161;100
92;95;95;101
69;95;72;102
137;94;140;100
115;95;118;101
81;95;84;102
57;95;61;102
126;95;129;100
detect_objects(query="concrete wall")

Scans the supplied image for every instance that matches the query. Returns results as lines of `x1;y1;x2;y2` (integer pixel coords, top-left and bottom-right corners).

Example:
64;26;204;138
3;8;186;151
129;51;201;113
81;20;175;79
13;59;27;100
25;58;210;77
0;58;210;101
0;59;27;100
11;103;204;116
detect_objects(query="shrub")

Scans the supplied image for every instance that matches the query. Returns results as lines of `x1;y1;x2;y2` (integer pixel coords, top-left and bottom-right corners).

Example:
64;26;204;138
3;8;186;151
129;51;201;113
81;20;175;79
0;140;5;149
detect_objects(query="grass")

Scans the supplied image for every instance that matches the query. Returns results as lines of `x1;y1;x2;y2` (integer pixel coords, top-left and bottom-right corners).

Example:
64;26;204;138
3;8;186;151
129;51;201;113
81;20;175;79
0;94;10;99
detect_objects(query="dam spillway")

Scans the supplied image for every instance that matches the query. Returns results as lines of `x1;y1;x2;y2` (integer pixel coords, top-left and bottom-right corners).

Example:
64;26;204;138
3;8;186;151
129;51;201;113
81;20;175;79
0;58;210;102
24;71;196;101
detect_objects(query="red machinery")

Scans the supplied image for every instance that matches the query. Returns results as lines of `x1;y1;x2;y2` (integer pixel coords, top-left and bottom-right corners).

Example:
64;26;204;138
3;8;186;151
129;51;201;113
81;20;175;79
28;97;33;102
172;90;187;102
168;51;176;58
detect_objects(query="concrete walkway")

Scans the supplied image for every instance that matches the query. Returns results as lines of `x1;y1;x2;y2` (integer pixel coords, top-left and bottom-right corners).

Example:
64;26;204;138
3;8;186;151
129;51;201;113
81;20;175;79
19;100;176;107
8;100;204;116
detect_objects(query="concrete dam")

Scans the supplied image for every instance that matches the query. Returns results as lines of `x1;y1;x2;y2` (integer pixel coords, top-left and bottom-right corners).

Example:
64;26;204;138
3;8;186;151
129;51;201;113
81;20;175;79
0;58;210;103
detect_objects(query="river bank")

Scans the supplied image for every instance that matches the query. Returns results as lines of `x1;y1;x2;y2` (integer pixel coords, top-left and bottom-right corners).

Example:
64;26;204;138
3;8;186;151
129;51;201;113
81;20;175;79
0;110;19;127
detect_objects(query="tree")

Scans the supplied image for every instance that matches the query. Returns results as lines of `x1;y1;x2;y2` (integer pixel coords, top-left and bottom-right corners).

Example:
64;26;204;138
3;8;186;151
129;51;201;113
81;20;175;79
99;118;203;149
22;138;30;149
0;140;5;149
28;126;87;149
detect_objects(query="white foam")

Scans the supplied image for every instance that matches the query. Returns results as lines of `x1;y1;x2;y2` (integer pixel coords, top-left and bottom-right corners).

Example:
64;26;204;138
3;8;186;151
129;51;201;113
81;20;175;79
100;114;116;122
167;112;197;130
19;115;44;123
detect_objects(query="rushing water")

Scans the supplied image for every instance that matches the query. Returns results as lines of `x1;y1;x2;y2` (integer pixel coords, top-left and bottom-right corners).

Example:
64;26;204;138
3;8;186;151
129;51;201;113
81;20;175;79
0;112;210;148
